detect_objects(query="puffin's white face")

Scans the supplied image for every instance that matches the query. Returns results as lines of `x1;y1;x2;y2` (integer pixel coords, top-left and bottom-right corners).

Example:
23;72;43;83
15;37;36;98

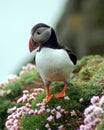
32;27;51;44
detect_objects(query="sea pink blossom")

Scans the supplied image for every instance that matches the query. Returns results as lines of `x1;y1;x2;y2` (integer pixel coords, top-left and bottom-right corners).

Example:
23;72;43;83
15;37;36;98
8;107;17;114
79;98;84;103
70;110;77;117
56;111;62;119
36;103;42;107
48;128;51;130
7;74;19;83
58;125;64;130
7;90;11;94
28;110;34;115
23;90;29;94
38;108;45;114
51;108;56;114
45;123;50;128
34;88;44;93
47;115;54;122
56;106;61;110
0;90;6;96
64;96;70;100
17;94;28;103
84;105;96;116
79;95;104;130
93;106;103;117
34;109;38;114
60;109;65;113
46;108;51;113
19;63;35;76
0;80;9;88
90;96;100;106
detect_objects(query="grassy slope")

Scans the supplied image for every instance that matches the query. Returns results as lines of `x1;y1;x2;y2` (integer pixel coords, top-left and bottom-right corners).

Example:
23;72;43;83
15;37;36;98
20;55;104;130
0;69;38;130
0;55;104;130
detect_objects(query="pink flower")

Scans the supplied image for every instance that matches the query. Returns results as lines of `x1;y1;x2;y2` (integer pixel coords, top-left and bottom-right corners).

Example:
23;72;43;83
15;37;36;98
70;110;77;117
46;108;51;113
64;96;70;100
28;110;34;115
51;109;56;114
56;111;62;119
36;103;41;107
7;74;19;82
84;115;94;124
48;128;51;130
79;98;84;103
38;108;45;114
26;63;35;70
91;96;100;106
60;109;65;113
34;109;38;114
45;123;50;128
26;103;32;108
34;88;44;93
93;106;103;117
0;90;6;96
58;125;64;130
56;106;61;110
79;125;86;130
17;94;29;103
84;105;96;116
31;92;37;97
23;90;29;94
0;80;8;88
8;107;17;114
7;90;11;94
47;115;54;122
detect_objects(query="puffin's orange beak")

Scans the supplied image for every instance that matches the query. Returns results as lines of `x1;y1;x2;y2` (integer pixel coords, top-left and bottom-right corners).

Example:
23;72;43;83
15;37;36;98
29;36;39;52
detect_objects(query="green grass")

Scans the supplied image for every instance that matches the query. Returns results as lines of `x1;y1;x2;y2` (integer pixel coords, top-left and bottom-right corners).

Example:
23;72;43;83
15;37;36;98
21;114;49;130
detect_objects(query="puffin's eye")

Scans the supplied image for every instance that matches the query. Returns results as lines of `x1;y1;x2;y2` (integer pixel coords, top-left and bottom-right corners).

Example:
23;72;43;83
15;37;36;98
37;30;41;35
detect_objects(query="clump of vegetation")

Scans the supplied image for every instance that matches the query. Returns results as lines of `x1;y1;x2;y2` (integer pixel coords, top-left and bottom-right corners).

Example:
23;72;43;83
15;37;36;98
0;55;104;130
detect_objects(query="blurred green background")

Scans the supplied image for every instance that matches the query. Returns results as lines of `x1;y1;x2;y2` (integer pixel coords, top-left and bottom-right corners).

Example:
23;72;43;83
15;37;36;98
56;0;104;58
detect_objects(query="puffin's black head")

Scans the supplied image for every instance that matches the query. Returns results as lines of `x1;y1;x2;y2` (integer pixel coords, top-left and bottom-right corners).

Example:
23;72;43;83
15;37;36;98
29;23;57;52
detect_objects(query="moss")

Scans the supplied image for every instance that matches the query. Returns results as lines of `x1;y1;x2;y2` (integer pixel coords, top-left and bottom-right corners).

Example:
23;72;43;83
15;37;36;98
20;114;48;130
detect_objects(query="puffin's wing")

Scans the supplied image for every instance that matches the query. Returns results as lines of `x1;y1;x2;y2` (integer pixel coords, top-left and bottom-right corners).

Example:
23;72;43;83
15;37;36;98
57;43;77;65
64;47;77;65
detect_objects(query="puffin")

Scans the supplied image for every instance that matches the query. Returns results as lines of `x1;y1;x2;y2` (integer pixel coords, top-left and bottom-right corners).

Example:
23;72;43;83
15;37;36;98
29;23;77;105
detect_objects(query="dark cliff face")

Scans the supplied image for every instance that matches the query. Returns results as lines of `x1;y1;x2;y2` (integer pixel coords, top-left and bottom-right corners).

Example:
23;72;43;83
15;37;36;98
56;0;104;58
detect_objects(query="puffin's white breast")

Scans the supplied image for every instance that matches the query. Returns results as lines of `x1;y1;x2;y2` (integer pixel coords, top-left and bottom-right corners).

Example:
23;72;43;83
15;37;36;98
36;48;74;82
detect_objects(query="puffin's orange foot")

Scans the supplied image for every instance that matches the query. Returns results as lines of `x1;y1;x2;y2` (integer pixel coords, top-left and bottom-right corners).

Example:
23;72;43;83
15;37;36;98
41;94;53;106
54;90;65;98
